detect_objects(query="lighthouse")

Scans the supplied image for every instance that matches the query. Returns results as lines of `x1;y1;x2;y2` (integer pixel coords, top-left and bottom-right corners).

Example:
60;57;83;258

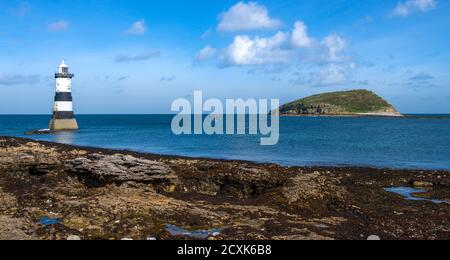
49;60;79;131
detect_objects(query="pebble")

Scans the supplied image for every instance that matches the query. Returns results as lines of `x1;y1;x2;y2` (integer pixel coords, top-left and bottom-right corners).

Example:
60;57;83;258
121;238;133;240
146;236;157;240
367;235;381;241
412;181;433;188
67;235;81;240
314;224;330;229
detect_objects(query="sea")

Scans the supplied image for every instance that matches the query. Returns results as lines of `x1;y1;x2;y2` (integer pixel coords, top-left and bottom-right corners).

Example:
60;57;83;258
0;114;449;171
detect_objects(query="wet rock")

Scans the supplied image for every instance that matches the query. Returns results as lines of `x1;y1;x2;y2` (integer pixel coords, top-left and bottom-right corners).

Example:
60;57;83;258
411;181;434;188
28;164;56;176
367;235;381;241
64;154;177;187
178;164;287;199
67;235;81;240
24;130;53;135
0;216;33;240
281;171;347;213
166;224;222;239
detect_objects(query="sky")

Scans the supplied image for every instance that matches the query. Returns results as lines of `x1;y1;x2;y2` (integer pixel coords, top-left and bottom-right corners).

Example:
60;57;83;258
0;0;449;114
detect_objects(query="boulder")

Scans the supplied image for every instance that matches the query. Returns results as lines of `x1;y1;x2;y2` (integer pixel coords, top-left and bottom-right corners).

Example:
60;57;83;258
64;153;177;187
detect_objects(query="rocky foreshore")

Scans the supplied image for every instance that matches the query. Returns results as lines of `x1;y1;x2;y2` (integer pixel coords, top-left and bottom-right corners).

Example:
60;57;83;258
0;136;449;240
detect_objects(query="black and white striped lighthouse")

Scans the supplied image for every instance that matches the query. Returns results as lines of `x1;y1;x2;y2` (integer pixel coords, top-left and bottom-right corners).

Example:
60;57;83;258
49;60;79;131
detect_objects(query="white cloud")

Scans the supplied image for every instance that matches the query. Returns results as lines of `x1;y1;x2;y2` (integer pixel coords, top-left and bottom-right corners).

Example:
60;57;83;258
115;51;159;63
322;33;347;62
0;74;40;86
393;0;437;17
48;20;69;32
196;45;217;61
201;29;212;39
217;21;350;67
201;20;358;87
218;2;281;32
291;21;313;48
308;63;357;87
222;32;289;66
290;63;360;87
126;20;147;35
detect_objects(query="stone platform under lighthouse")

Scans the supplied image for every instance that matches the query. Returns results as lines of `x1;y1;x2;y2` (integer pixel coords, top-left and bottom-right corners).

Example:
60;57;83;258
49;60;79;131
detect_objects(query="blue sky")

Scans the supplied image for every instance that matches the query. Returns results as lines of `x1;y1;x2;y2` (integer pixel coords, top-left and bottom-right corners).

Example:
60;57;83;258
0;0;449;114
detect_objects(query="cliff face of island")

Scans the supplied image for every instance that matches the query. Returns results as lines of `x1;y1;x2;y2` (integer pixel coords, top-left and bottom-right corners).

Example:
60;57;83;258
0;137;449;240
279;89;402;117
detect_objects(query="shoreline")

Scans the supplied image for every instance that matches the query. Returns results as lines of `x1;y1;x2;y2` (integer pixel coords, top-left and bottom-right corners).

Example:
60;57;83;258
0;136;449;240
280;112;404;118
6;135;449;172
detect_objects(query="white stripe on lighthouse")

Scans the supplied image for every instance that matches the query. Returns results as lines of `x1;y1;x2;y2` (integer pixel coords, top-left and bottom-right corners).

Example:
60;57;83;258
54;101;73;112
56;78;72;92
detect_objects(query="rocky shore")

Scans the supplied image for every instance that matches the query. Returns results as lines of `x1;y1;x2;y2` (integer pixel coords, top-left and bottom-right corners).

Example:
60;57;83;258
0;136;449;240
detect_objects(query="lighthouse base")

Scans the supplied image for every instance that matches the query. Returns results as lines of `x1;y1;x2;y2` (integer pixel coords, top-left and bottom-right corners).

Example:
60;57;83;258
49;119;79;131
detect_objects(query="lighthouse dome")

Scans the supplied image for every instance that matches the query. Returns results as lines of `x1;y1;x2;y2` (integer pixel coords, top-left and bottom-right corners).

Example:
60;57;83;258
59;60;68;68
56;60;73;77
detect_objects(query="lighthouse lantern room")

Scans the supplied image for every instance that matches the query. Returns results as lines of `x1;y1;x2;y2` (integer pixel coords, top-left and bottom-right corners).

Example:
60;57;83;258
49;60;79;131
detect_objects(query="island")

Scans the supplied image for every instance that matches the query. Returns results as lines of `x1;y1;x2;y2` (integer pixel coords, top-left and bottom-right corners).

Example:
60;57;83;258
279;89;403;117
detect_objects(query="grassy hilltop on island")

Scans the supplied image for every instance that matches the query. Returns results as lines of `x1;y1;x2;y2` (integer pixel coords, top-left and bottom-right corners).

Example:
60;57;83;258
279;89;402;116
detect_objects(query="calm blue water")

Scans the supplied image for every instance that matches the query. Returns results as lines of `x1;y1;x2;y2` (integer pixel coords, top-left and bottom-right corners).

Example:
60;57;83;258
0;115;449;170
385;187;450;205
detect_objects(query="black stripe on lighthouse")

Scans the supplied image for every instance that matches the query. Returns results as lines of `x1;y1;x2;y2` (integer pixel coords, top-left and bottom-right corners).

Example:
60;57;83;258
53;111;75;119
54;92;73;102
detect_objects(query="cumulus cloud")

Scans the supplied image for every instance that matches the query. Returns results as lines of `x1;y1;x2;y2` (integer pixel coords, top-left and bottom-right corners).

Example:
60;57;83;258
48;20;69;32
308;63;357;87
218;2;281;32
247;64;292;75
392;0;437;17
291;21;313;48
126;20;147;35
114;51;159;63
214;21;350;67
0;74;40;86
322;34;347;62
199;16;359;87
196;45;217;61
221;32;289;66
290;63;365;88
